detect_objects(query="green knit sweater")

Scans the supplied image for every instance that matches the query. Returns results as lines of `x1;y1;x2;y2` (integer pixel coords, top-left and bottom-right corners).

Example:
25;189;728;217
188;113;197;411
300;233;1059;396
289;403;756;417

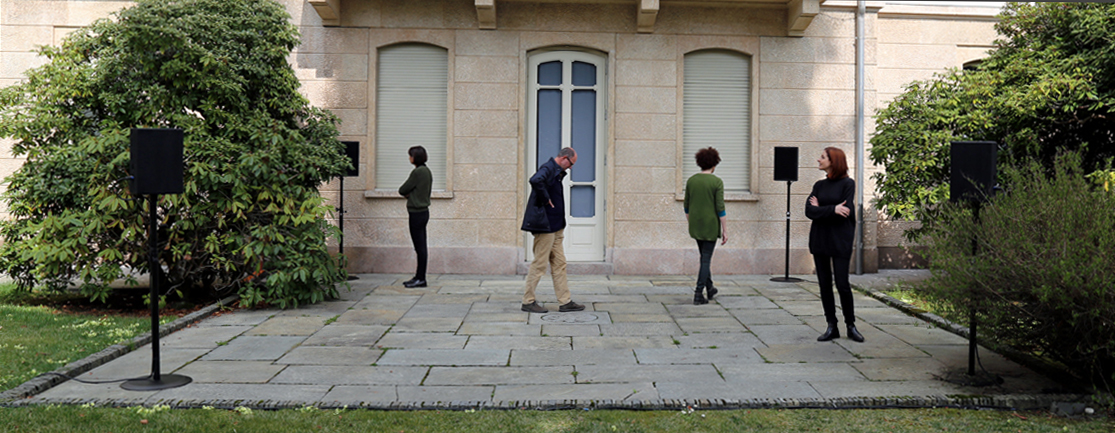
684;173;726;241
398;165;432;212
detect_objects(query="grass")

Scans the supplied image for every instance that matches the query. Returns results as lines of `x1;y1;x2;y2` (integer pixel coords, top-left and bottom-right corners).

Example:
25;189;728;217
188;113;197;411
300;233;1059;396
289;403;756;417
0;284;177;392
0;406;1110;432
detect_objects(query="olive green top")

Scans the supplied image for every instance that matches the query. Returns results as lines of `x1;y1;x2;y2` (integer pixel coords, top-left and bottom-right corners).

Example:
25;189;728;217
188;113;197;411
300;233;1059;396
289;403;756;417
398;165;432;212
684;173;726;241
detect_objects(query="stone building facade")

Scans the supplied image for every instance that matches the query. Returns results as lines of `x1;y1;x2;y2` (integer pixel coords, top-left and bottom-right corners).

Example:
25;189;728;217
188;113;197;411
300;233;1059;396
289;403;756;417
0;0;1001;275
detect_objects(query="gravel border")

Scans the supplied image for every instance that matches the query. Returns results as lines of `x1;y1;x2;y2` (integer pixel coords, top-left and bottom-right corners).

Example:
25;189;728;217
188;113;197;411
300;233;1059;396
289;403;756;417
0;295;237;401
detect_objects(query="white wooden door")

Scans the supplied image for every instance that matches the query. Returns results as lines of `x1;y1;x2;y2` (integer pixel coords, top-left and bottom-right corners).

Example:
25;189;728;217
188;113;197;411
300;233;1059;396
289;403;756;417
526;50;606;262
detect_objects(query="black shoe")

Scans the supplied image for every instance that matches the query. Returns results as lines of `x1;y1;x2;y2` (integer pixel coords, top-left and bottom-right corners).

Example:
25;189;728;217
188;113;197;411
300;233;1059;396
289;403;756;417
521;301;547;313
706;285;718;300
559;301;585;312
403;279;427;288
847;324;865;342
817;324;840;341
402;277;418;286
693;289;708;305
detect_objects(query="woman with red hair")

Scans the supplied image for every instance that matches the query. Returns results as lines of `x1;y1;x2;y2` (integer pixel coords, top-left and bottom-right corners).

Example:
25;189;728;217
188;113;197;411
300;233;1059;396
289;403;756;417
805;147;863;342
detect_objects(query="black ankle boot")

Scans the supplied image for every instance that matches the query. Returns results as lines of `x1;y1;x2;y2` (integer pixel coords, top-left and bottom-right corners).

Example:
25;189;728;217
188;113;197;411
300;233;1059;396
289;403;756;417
846;324;865;342
706;285;718;300
693;288;708;305
817;323;840;341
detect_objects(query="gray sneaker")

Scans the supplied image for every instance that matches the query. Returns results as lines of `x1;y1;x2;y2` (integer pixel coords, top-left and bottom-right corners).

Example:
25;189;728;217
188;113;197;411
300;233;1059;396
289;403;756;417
521;301;547;313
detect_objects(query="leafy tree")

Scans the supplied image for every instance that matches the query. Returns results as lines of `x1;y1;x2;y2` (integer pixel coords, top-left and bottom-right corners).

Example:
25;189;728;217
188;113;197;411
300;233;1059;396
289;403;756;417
0;0;350;307
870;2;1115;238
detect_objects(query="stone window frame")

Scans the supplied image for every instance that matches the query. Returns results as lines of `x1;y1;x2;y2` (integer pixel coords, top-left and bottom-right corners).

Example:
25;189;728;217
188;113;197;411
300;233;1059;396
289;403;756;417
364;30;456;199
675;36;761;202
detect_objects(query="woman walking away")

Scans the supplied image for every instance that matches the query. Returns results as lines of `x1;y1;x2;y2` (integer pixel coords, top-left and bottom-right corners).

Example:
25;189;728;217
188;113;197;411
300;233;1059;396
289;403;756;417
805;146;863;342
684;147;728;305
399;145;432;288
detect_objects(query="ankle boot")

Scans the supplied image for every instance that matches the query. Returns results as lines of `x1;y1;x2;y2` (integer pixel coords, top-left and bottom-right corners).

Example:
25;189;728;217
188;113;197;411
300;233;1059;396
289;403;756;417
846;324;865;342
705;285;718;300
817;323;840;341
693;288;708;305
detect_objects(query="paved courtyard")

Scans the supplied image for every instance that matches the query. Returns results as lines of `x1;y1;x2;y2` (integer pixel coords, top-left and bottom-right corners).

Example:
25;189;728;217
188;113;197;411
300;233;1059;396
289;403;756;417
22;271;1069;409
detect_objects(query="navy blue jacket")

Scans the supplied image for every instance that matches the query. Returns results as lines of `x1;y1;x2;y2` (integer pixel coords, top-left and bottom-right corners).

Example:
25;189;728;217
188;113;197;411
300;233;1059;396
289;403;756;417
521;158;567;233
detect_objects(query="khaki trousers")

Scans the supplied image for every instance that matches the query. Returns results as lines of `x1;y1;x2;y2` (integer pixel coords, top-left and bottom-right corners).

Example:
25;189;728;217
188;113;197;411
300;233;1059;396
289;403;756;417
522;229;571;305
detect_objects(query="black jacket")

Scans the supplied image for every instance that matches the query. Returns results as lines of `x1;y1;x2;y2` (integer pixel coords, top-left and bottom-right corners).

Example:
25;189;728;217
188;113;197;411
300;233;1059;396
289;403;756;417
805;176;856;258
521;158;567;233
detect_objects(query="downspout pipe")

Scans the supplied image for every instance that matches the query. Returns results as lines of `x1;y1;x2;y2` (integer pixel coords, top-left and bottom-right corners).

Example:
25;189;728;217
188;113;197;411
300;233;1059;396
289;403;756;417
855;0;866;275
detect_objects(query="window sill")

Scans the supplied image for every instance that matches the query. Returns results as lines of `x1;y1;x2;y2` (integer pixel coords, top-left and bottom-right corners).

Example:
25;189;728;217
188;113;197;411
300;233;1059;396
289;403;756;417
364;190;455;199
675;192;760;202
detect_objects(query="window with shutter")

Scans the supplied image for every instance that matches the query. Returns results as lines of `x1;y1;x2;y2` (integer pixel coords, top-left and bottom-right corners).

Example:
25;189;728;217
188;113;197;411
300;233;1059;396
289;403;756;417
682;49;752;193
375;43;448;191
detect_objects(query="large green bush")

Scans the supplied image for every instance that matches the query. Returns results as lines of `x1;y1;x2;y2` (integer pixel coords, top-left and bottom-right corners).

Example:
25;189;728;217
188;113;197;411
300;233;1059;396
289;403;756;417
921;153;1115;391
870;3;1115;238
0;0;349;307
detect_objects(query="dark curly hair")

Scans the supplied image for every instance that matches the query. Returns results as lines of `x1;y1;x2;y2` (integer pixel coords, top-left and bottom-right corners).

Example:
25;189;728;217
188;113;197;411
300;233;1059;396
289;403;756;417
695;147;720;171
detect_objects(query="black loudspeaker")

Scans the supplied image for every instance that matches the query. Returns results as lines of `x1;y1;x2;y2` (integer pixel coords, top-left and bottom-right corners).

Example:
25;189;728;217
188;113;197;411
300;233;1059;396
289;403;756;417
950;141;997;203
130;128;184;195
342;141;359;177
773;147;798;182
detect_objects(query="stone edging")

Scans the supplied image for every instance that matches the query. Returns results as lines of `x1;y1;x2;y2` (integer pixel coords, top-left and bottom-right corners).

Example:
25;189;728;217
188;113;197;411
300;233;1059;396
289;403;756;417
0;295;238;402
0;394;1092;412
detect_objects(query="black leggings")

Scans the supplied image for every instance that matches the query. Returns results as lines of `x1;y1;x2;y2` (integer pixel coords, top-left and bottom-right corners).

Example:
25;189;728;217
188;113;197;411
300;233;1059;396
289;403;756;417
696;240;716;290
408;210;429;280
814;254;854;325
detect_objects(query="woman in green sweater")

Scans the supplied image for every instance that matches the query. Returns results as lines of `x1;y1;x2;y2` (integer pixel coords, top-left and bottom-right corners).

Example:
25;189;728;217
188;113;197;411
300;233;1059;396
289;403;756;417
684;147;728;305
399;146;432;288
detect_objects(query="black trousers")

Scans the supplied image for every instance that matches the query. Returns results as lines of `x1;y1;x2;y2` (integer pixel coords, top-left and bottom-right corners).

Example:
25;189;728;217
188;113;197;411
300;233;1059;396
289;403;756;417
696;240;716;290
814;254;855;325
408;210;429;280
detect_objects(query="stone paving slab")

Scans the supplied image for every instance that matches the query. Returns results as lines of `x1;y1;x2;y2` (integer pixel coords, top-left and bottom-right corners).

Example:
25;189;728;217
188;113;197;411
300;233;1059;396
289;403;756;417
173;361;286;383
423;366;574;385
510;349;635;366
160;325;251;349
301;324;390;346
465;336;572;351
12;270;1077;410
494;383;658;402
203;336;306;361
720;363;868;382
270;366;427;385
277;346;383;365
375;349;510;366
656;380;824;400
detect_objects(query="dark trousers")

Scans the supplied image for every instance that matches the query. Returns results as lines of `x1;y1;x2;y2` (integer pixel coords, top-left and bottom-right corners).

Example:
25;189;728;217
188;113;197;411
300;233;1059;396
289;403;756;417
696;240;716;290
814;254;855;325
408;210;429;280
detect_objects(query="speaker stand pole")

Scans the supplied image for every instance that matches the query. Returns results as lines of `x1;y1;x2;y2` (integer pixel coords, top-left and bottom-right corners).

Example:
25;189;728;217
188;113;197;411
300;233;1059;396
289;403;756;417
968;203;980;376
121;195;192;391
772;181;803;283
337;177;358;281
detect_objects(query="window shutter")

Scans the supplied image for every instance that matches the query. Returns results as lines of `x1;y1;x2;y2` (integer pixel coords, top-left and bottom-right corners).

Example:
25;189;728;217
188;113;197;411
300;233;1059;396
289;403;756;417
683;50;751;192
376;44;448;190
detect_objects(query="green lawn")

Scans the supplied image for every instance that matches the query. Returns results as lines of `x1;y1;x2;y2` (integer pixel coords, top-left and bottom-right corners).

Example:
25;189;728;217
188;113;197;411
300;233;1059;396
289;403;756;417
0;284;172;391
0;406;1111;432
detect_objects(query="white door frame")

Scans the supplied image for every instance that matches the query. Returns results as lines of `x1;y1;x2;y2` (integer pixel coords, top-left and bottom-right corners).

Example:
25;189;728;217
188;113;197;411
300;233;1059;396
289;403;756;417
525;49;607;262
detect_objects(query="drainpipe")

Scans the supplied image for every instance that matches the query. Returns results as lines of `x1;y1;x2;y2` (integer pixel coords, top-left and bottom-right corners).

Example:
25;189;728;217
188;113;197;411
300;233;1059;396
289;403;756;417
855;0;866;275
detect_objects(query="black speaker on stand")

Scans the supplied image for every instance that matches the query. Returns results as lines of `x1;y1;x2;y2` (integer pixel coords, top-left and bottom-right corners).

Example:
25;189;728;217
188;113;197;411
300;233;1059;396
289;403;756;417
771;147;804;283
121;128;192;391
338;141;359;281
950;140;1000;385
